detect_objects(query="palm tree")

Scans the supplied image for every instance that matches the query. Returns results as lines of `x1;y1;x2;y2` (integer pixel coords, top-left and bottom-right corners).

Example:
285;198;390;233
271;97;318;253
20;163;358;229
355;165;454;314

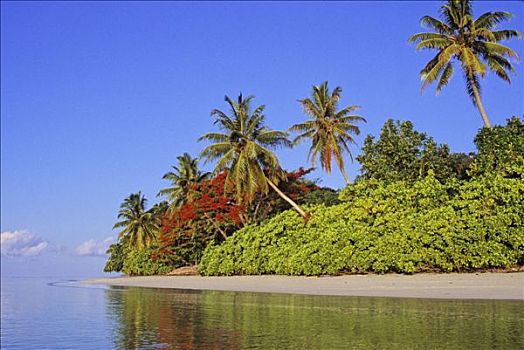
150;200;169;220
113;192;159;250
199;94;309;220
158;153;209;208
290;82;366;185
408;0;521;128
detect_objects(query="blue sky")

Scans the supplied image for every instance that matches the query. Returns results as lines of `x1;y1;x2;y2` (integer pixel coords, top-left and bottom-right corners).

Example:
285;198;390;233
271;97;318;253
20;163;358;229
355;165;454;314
1;1;523;276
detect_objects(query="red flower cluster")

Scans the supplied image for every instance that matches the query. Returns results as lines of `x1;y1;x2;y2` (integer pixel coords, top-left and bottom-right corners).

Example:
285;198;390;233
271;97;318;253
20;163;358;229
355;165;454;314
157;168;318;260
160;171;246;246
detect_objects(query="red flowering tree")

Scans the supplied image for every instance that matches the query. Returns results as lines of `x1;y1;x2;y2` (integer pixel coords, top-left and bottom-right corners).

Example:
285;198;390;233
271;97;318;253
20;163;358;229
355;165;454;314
155;168;320;267
156;171;246;266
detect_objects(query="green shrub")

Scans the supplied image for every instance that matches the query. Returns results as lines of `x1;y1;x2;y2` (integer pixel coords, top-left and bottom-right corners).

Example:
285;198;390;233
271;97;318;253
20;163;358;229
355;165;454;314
356;119;456;183
199;171;524;276
303;188;341;206
122;248;172;276
471;116;524;176
104;242;127;273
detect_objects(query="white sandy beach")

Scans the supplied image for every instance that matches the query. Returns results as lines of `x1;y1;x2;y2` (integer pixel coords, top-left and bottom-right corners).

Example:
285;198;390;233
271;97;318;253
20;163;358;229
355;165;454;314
84;272;524;300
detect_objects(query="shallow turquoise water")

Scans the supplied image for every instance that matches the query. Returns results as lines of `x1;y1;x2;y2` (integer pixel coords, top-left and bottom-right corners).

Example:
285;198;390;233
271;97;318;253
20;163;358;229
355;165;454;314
1;276;523;349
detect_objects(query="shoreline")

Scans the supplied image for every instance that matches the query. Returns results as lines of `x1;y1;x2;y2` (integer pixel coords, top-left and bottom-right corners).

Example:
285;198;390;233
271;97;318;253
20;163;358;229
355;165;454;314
83;272;524;300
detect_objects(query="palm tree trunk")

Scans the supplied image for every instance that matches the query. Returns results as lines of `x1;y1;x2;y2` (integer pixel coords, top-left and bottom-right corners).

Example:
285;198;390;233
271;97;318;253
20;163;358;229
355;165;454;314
470;80;492;128
339;166;351;185
267;178;310;221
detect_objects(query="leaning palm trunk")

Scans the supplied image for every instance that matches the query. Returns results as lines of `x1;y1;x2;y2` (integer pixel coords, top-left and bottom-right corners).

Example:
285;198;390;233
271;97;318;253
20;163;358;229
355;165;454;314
469;79;492;128
266;178;310;221
339;166;351;185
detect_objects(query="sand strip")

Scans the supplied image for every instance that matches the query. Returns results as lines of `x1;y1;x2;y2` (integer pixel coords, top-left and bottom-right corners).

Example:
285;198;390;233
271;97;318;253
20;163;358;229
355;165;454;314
83;272;524;300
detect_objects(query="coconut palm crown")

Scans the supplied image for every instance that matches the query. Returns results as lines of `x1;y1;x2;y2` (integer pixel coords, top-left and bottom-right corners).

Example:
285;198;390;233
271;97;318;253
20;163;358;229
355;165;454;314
290;81;366;184
408;0;521;128
113;192;158;250
199;94;308;219
158;153;210;208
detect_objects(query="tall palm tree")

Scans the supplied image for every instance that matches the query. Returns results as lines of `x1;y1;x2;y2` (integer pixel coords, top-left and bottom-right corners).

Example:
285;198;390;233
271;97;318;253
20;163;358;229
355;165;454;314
199;94;309;220
157;153;210;208
113;192;158;250
290;82;366;185
408;0;521;128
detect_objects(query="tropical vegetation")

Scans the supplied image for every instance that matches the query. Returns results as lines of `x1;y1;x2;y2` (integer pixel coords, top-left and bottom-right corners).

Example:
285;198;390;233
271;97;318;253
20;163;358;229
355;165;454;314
112;192;160;250
157;153;210;209
104;0;522;276
356;119;471;183
290;81;365;184
408;0;521;128
200;118;524;276
198;94;309;220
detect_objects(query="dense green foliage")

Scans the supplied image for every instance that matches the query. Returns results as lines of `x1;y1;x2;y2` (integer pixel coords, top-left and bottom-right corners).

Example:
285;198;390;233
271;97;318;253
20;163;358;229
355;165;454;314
200;167;524;275
107;116;524;276
471;116;524;175
302;187;340;206
357;119;458;182
104;242;127;273
121;247;172;276
104;0;522;276
104;243;172;275
105;168;329;275
157;168;323;269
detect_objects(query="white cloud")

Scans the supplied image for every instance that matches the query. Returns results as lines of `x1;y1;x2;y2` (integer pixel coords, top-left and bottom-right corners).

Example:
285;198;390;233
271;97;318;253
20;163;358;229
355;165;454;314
75;236;115;256
1;231;49;256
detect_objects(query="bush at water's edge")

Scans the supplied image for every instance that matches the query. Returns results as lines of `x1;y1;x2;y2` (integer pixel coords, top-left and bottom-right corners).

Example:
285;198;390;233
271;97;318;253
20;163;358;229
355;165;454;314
199;168;524;276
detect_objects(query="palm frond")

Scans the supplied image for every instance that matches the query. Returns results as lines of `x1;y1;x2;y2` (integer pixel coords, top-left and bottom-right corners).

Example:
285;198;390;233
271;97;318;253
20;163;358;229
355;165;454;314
337;114;366;124
481;42;520;60
436;62;454;93
416;38;453;51
299;98;322;118
461;48;487;77
197;132;229;143
408;32;448;43
486;57;512;83
474;11;513;29
492;29;522;41
473;27;497;42
420;15;452;34
257;129;292;148
421;54;448;89
213;148;236;173
289;120;315;132
293;129;316;145
199;142;232;162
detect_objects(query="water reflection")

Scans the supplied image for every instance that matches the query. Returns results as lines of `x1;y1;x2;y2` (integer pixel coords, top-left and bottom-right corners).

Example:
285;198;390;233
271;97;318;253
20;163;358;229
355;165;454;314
105;287;236;349
105;286;524;350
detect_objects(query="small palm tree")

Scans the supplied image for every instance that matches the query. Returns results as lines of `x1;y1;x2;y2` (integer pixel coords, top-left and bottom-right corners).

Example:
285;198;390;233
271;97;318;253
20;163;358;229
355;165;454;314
150;200;169;220
199;94;309;220
408;0;521;128
113;192;158;250
290;82;366;185
158;153;210;208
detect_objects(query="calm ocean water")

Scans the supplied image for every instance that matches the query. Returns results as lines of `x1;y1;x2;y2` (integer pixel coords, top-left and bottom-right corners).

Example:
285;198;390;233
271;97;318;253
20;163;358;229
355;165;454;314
1;276;523;350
